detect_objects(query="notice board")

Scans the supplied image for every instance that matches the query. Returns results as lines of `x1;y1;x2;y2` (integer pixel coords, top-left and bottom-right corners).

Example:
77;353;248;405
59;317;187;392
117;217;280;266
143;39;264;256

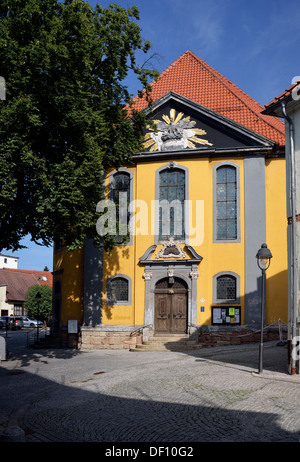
212;306;241;325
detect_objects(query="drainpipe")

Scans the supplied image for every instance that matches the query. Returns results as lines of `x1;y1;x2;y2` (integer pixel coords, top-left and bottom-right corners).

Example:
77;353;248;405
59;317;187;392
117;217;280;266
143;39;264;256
281;100;297;374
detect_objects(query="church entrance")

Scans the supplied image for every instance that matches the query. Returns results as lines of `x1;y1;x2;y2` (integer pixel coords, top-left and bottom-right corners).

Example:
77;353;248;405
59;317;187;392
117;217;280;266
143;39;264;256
154;277;188;334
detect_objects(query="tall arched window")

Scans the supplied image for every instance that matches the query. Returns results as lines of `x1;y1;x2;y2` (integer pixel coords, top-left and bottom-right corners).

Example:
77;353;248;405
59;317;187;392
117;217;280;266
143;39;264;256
214;163;240;242
159;168;185;241
110;170;132;244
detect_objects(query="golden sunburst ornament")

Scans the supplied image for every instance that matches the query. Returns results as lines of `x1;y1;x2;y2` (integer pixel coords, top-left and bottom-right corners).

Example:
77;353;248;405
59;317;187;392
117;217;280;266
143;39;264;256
143;109;213;152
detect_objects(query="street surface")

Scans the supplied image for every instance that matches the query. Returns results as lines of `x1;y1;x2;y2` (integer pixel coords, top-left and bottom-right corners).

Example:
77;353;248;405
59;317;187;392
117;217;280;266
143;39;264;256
0;332;300;447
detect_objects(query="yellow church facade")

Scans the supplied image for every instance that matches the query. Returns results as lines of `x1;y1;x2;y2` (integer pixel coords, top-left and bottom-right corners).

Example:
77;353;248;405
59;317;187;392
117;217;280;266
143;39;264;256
52;52;288;349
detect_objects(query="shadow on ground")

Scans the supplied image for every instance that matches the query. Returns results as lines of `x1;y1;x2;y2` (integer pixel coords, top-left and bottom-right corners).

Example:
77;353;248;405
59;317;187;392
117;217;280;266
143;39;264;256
0;354;298;443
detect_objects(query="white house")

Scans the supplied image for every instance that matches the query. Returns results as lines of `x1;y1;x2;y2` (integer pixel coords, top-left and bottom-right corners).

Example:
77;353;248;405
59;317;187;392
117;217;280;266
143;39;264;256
263;79;300;374
0;254;19;269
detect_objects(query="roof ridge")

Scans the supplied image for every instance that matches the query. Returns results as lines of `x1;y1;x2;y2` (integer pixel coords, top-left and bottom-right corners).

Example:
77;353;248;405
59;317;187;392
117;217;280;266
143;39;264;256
129;50;284;144
185;51;284;138
130;51;190;104
2;268;50;273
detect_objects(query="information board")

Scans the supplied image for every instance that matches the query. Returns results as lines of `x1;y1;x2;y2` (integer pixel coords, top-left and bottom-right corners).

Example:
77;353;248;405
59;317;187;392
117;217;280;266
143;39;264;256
212;306;241;325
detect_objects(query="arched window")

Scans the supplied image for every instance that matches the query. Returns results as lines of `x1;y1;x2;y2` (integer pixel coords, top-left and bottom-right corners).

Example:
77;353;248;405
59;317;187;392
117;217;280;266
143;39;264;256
217;275;236;300
213;272;240;304
109;170;132;244
214;163;240;242
158;168;185;241
106;275;132;305
216;165;237;240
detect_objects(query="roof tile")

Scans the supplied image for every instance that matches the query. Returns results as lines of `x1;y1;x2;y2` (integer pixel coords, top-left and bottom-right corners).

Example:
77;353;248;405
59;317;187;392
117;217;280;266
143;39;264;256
132;51;285;145
0;269;53;302
265;80;300;108
1;268;53;287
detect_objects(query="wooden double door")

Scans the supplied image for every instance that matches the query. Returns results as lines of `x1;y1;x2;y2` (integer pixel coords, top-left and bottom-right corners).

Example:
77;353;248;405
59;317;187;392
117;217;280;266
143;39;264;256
154;277;188;334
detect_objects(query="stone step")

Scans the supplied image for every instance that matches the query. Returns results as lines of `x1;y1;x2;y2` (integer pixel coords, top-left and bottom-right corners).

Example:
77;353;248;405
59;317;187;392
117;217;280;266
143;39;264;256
130;335;203;352
130;344;203;352
145;337;196;343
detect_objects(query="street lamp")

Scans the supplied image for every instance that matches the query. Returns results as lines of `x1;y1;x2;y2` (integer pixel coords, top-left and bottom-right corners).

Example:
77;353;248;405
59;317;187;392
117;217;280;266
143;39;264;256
256;243;272;374
35;291;41;344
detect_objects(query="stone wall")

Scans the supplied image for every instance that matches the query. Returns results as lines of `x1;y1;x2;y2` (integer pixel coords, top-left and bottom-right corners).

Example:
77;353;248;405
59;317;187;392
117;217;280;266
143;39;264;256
198;326;287;347
80;329;143;350
58;324;287;350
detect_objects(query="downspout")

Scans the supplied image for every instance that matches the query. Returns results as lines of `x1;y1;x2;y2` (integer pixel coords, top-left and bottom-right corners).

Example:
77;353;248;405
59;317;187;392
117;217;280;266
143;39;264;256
281;100;297;374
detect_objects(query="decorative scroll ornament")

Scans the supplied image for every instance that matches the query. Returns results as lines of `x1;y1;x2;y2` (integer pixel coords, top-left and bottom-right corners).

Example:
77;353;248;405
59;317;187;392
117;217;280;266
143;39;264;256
155;237;187;259
143;109;213;152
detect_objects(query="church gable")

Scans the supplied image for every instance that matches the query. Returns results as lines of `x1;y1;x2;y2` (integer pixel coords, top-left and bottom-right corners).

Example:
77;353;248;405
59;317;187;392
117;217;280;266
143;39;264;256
142;92;273;154
131;50;285;145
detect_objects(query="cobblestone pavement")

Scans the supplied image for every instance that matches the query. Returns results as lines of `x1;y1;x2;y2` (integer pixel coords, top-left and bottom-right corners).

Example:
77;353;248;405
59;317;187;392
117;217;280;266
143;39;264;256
0;341;300;443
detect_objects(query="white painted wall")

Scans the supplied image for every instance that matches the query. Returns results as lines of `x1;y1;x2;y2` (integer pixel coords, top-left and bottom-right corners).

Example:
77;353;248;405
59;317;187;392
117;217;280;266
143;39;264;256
0;254;19;269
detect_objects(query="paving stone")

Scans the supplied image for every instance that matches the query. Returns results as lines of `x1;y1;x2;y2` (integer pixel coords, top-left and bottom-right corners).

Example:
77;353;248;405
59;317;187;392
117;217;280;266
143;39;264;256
0;341;299;442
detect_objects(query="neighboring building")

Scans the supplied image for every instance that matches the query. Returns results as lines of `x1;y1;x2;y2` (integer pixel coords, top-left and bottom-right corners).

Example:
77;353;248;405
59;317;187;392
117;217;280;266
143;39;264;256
53;50;288;350
263;80;300;374
1;268;53;287
0;268;53;316
0;254;19;269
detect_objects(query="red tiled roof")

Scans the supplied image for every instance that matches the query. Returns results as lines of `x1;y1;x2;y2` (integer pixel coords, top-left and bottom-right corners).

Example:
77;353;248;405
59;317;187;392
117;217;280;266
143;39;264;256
264;80;300;108
1;268;53;287
131;51;285;145
0;269;40;302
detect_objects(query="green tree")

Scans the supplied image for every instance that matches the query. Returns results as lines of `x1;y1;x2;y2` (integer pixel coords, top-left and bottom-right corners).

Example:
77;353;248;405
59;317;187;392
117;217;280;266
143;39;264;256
0;0;158;252
24;284;53;320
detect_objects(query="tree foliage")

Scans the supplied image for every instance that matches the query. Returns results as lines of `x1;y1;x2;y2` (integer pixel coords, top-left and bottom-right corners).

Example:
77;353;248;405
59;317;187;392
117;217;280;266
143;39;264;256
0;0;158;252
24;284;53;320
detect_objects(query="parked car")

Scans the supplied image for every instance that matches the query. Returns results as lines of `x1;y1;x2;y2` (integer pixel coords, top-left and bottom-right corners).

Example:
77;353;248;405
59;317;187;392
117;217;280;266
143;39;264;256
11;317;24;329
0;316;13;329
8;316;24;329
0;319;4;329
21;316;43;328
0;316;23;330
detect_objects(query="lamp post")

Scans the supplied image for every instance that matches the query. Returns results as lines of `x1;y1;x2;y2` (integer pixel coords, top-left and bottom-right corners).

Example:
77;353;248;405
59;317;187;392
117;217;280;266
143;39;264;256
35;291;41;344
256;243;272;374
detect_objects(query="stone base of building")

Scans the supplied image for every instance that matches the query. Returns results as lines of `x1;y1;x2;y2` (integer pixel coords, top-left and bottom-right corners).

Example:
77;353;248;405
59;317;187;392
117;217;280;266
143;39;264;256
78;326;143;350
197;324;287;347
57;323;287;350
80;331;142;350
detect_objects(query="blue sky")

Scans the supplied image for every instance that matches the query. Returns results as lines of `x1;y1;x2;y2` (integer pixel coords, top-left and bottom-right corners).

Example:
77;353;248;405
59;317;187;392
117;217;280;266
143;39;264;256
6;0;300;271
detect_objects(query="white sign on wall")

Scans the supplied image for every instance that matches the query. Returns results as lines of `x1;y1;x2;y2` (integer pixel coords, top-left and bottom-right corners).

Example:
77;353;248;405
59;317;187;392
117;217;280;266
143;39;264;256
68;320;78;334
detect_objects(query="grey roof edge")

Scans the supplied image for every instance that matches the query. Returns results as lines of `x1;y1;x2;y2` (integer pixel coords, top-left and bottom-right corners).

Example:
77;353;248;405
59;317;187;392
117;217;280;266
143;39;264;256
143;91;275;147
